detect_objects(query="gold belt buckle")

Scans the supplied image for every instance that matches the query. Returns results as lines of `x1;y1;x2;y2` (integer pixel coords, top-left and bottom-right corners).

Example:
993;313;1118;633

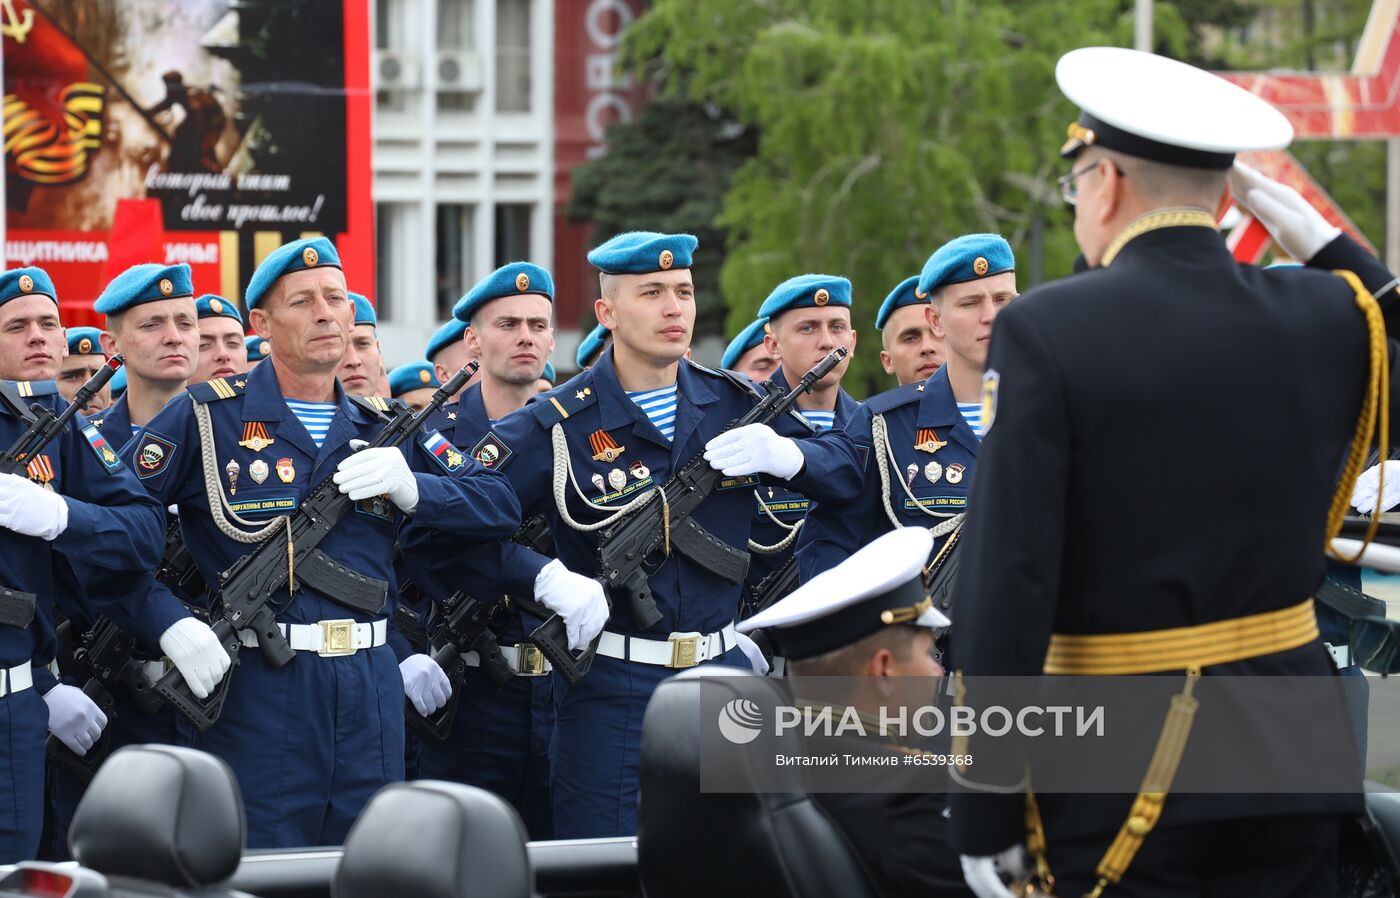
668;633;701;669
514;643;546;675
319;619;356;657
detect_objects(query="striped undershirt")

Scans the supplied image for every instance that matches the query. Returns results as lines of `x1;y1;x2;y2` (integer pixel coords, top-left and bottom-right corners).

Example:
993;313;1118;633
801;409;836;431
285;400;337;448
956;402;984;439
626;383;678;441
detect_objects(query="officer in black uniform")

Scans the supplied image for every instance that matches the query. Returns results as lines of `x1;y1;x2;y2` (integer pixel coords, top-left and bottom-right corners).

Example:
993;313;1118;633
950;48;1400;898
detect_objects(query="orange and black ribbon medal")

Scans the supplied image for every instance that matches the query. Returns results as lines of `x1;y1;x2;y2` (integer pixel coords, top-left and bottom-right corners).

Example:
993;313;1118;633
589;429;626;463
239;421;275;452
914;427;947;454
26;454;55;490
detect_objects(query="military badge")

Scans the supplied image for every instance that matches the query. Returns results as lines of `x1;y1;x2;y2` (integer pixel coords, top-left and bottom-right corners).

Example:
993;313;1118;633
276;457;296;483
226;459;240;495
589;430;625;463
914;428;947;454
81;424;123;474
981;369;1000;431
249;459;269;484
135;434;177;479
946;463;966;484
422;431;463;472
608;468;627;491
239;421;275;452
630;461;650;480
591;473;607;496
515;272;530;292
76;337;92;354
209;298;224;314
905;463;918;487
17;275;33;293
470;432;513;469
924;460;942;484
26;455;55;491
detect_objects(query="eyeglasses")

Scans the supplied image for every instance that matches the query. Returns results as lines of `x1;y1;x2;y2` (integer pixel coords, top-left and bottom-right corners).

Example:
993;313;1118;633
1057;160;1124;206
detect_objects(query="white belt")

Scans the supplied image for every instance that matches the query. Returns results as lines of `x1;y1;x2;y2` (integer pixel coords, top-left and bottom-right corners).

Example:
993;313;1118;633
463;644;552;677
597;623;737;669
1325;642;1352;670
0;663;33;698
238;619;388;657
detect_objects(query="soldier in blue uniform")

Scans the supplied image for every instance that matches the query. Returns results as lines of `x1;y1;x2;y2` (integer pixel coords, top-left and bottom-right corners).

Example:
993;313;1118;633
876;274;945;386
245;333;271;366
56;328;111;416
338;292;383;398
720;317;780;382
741;276;862;625
192;294;248;386
0;267;168;862
123;236;522;848
409;232;865;838
796;235;1017;584
401;261;560;838
427;318;473;400
387;361;441;412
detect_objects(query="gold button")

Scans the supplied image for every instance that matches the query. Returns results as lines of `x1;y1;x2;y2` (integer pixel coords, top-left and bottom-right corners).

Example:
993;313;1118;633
18;275;34;293
515;272;530;292
418;368;430;384
260;341;271;356
814;288;830;306
973;257;989;277
659;249;674;270
209;298;224;314
77;337;92;354
1126;816;1151;836
159;278;174;296
303;246;319;267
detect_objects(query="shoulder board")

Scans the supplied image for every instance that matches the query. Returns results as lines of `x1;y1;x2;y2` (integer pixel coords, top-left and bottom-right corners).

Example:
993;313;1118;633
187;377;245;404
3;379;58;399
529;381;599;428
349;393;403;422
701;363;765;401
865;382;924;415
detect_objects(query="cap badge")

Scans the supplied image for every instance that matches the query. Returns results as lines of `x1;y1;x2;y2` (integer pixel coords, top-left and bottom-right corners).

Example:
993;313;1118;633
418;368;431;384
209;298;224;314
260;341;272;356
302;246;319;267
76;337;92;354
914;287;928;299
17;275;33;293
973;257;989;277
814;288;830;306
659;249;674;270
515;272;530;292
158;278;174;296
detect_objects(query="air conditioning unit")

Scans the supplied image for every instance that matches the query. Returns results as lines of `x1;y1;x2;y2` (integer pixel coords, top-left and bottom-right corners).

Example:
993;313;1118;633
375;50;422;90
436;50;483;93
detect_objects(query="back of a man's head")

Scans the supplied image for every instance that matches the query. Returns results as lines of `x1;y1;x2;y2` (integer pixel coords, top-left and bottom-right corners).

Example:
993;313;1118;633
788;626;917;678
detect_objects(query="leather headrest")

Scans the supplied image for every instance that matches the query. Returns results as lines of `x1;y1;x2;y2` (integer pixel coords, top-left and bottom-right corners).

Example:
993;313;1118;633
334;781;532;898
70;744;245;887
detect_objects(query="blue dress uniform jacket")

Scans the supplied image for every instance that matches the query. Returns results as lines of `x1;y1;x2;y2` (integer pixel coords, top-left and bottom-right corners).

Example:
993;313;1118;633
0;381;164;862
743;368;862;613
410;347;863;838
399;382;556;838
946;226;1390;873
796;363;978;583
122;359;521;848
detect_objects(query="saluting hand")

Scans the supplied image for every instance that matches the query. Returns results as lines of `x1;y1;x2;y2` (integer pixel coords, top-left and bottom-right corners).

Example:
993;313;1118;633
1231;162;1341;263
0;471;69;540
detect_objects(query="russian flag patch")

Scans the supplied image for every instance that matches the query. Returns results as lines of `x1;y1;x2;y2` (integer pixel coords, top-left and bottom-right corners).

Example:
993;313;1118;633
422;430;465;472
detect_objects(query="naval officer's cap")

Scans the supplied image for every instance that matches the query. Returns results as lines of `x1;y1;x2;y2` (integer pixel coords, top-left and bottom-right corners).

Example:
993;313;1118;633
388;361;440;397
65;327;104;358
587;232;697;275
918;235;1015;299
94;263;194;314
453;261;555;325
721;318;771;370
245;334;271;362
1057;47;1293;169
244;237;342;311
738;528;949;660
0;267;58;307
195;294;243;325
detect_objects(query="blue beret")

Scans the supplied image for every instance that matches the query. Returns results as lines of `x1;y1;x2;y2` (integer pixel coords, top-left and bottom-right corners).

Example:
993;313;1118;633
1264;262;1304;270
875;276;924;330
388;361;440;397
195;294;243;325
453;262;554;324
93;263;194;314
65;326;104;357
425;318;467;363
0;267;57;307
721;318;771;369
586;232;697;275
244;237;341;311
245;334;271;362
541;361;556;384
917;234;1015;297
757;274;852;321
350;292;377;327
576;323;610;368
109;365;127;397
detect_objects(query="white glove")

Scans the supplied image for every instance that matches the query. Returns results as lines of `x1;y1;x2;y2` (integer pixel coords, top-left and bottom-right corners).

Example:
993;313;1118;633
43;684;107;756
960;845;1028;898
333;441;419;514
1231;161;1341;262
400;653;451;716
159;617;232;700
735;631;770;676
534;559;610;651
0;472;68;540
703;423;805;480
1352;461;1400;514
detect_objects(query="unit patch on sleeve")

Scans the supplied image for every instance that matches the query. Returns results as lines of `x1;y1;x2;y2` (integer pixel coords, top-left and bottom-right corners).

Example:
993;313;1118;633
81;423;123;474
134;433;177;479
470;432;513;469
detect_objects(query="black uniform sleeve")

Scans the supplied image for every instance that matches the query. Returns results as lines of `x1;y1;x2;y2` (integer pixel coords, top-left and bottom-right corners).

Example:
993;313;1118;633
1310;233;1400;335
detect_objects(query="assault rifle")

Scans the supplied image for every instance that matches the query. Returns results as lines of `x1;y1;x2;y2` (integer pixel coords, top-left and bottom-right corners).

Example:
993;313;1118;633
529;347;849;683
153;362;478;731
155;516;209;601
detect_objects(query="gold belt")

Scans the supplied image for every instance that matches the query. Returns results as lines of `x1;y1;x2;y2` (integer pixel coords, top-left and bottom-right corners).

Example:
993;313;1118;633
1042;598;1319;676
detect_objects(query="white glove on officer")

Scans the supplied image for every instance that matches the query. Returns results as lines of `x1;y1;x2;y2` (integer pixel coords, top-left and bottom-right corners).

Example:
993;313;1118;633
158;617;232;700
735;631;770;676
960;845;1028;898
43;684;107;756
1231;162;1341;262
534;559;610;651
1352;461;1400;514
400;653;451;717
0;471;68;540
703;423;805;480
333;440;419;514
